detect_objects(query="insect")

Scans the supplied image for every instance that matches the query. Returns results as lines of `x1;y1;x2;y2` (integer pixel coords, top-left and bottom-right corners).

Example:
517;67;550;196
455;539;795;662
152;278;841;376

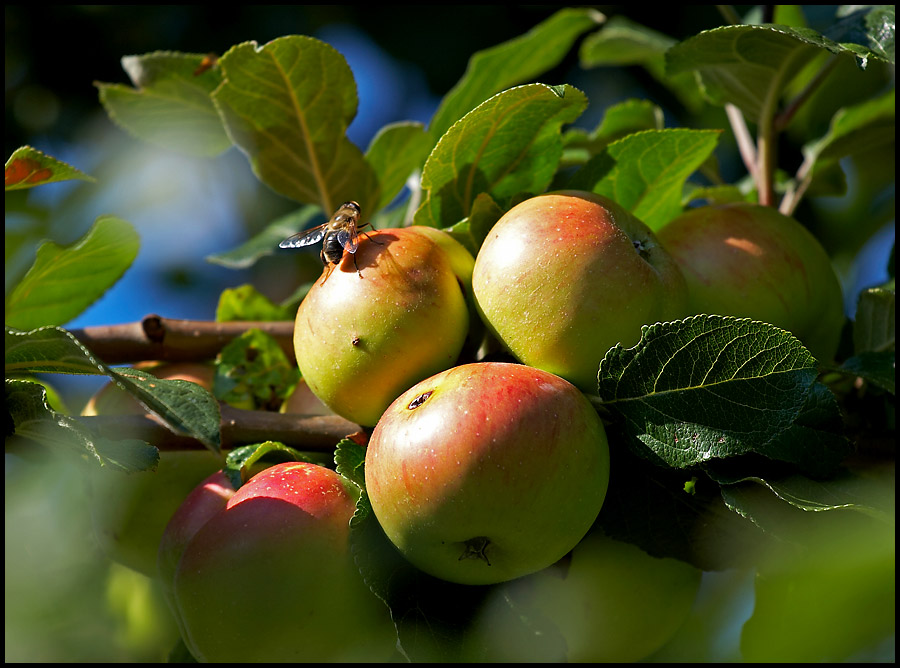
279;201;379;284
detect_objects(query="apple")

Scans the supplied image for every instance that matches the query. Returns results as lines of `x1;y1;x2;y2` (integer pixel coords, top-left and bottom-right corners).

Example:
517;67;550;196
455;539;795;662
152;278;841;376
655;203;845;362
293;226;473;426
170;461;395;662
84;362;224;577
464;531;702;662
364;362;610;585
472;191;688;392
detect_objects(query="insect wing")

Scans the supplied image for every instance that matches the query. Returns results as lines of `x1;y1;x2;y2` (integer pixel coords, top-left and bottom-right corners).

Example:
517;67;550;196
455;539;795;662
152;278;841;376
279;224;327;249
336;228;360;253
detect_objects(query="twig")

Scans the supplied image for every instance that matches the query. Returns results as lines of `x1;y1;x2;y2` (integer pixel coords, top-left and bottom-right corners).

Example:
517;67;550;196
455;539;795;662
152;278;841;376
69;315;295;364
79;406;362;453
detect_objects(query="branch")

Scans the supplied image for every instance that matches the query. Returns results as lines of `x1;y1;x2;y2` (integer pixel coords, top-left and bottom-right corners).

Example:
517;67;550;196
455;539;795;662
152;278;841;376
69;315;295;364
79;405;362;452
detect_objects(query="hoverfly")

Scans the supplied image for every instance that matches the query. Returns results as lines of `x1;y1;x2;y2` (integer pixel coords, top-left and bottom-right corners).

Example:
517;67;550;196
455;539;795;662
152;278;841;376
279;201;380;285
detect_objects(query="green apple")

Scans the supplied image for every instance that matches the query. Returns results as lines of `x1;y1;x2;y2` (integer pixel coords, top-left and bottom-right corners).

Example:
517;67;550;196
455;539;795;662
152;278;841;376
171;461;395;662
465;532;702;662
365;362;610;585
472;191;688;392
655;203;845;362
293;226;473;426
84;362;224;577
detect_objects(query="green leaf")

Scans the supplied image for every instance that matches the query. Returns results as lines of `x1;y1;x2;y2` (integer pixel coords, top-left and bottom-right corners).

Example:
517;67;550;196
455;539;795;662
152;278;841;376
429;8;603;140
206;205;321;269
6;378;158;472
841;351;895;394
561;99;665;165
854;285;895;354
568;128;721;230
5;146;96;191
665;24;849;122
5;326;221;451
212;36;377;212
596;316;821;469
443;192;504;256
223;442;332;490
804;91;895;189
5;216;140;331
96;51;232;157
365;122;433;212
414;84;588;228
825;5;895;66
213;329;299;412
215;284;294;322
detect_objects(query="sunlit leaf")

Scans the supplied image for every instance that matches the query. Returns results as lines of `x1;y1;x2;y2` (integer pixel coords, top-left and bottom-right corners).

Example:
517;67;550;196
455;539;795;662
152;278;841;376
429;8;603;139
96;51;232;157
5;216;139;331
206;205;321;269
212;36;377;212
365;122;433;212
213;329;299;412
5;146;96;191
415;84;587;228
216;284;294;322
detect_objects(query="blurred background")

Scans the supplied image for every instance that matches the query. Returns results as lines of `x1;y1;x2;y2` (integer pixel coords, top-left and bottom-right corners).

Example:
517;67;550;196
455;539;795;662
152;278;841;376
5;5;894;662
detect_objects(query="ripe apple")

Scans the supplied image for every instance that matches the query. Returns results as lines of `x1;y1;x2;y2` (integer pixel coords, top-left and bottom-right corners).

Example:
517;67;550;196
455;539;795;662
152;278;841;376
170;461;395;662
293;226;473;426
464;531;702;662
365;362;610;585
655;203;845;362
84;362;224;577
472;191;688;392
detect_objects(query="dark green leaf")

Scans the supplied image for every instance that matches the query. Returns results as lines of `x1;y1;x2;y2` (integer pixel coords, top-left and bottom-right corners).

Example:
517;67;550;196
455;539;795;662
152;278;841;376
212;36;377;212
596;316;819;469
429;8;603;139
841;351;896;394
666;25;846;122
6;378;158;472
414;84;587;228
826;5;895;66
223;441;332;490
206;205;321;269
5;216;139;331
365;122;433;212
853;284;895;354
443;192;504;256
568;128;721;230
5;326;221;451
5;146;96;191
96;51;231;157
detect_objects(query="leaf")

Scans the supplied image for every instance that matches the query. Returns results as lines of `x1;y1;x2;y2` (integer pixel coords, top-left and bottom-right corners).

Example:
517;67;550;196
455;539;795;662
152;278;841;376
665;24;850;122
414;84;587;229
443;192;504;256
841;351;896;394
212;36;377;212
6;378;158;472
429;8;603;140
365;122;433;212
96;51;232;157
5;216;140;331
5;146;96;191
567;128;721;230
853;284;895;354
5;326;222;451
804;90;895;189
215;284;294;322
826;5;895;66
334;438;367;501
595;316;822;469
561;99;665;165
205;205;320;269
223;442;331;490
213;329;299;412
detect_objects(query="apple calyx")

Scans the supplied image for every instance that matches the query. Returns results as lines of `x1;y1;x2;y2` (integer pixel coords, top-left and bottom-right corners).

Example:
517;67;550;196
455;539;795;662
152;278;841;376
460;537;492;565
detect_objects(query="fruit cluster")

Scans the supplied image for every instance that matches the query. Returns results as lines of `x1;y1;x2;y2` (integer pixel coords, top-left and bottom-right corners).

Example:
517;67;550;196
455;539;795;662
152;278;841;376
120;190;842;662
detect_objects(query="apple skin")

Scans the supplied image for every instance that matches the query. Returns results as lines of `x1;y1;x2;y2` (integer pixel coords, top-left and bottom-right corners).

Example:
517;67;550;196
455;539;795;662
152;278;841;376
171;462;395;662
656;203;845;362
465;532;702;662
472;191;688;392
365;362;610;586
293;226;472;427
84;362;224;577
